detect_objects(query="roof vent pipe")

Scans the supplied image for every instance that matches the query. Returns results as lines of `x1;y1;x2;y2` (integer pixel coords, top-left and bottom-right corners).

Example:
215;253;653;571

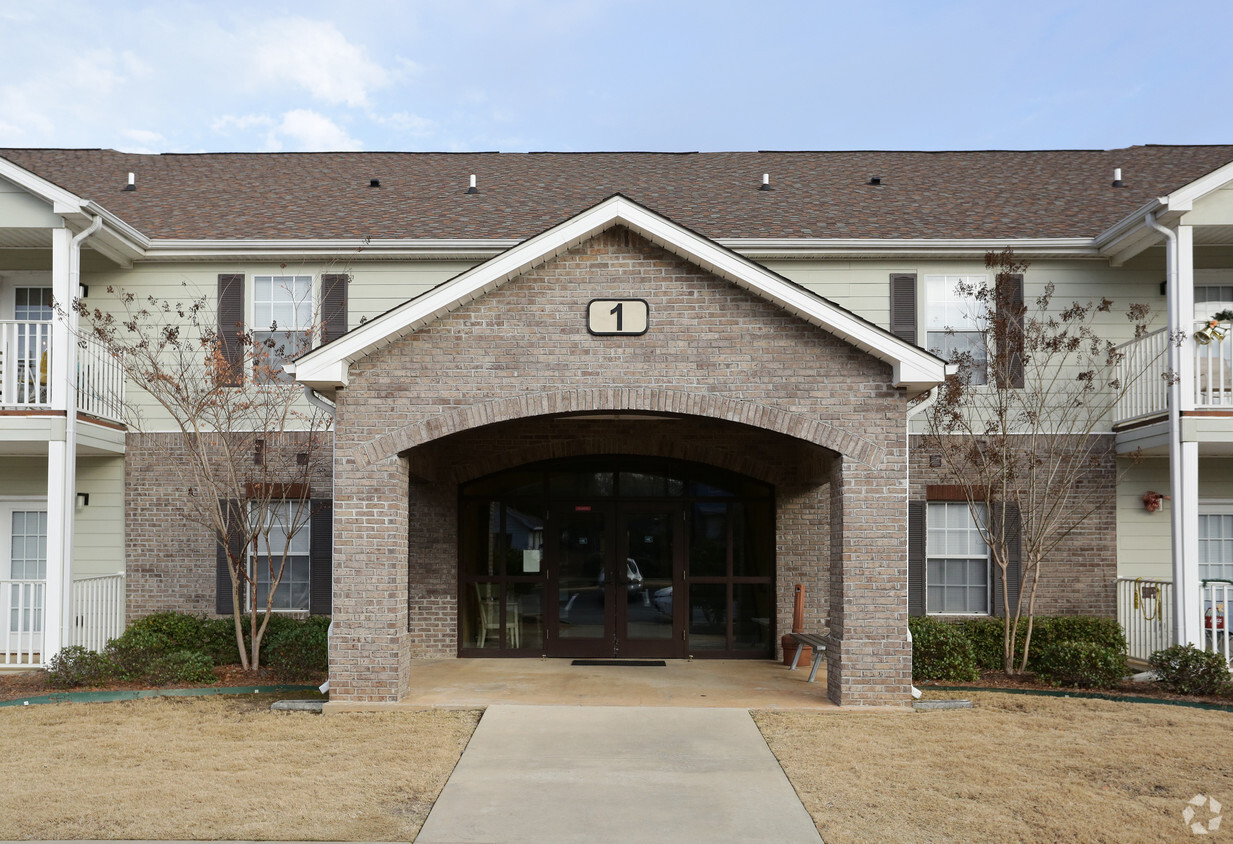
868;175;882;186
123;172;136;192
1112;168;1124;187
759;173;773;191
466;174;479;194
369;178;380;188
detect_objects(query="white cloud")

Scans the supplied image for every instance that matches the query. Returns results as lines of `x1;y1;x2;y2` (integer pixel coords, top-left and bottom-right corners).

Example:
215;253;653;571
249;18;388;107
213;114;276;133
377;112;436;137
266;109;363;151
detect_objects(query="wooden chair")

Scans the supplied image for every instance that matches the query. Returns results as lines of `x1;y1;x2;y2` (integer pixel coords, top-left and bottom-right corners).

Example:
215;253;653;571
474;584;519;648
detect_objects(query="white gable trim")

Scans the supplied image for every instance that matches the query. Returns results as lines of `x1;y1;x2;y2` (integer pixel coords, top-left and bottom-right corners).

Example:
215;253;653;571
288;194;949;393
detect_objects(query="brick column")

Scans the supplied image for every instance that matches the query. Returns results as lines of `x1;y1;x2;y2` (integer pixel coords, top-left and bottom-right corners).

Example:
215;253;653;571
826;452;912;706
329;452;410;702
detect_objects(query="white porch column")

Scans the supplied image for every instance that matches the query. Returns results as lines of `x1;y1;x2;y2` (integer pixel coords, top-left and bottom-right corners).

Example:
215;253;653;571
43;224;75;660
1173;224;1203;647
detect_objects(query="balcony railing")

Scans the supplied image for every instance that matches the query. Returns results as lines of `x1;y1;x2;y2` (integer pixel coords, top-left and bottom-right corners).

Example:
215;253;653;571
2;573;127;666
1204;579;1231;665
0;320;125;424
1116;577;1173;663
1113;321;1233;425
0;320;53;410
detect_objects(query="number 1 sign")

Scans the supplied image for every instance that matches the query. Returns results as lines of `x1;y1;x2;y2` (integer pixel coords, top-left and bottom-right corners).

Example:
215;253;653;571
587;299;649;336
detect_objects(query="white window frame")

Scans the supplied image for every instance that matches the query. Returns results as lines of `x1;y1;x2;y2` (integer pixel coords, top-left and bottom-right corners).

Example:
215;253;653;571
925;274;988;386
1198;502;1233;585
925;501;992;616
248;500;312;613
252;274;314;383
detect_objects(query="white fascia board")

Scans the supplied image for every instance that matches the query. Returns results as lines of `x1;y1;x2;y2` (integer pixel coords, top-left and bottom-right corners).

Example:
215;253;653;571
141;237;518;262
722;237;1099;259
0;156;87;211
292;194;949;391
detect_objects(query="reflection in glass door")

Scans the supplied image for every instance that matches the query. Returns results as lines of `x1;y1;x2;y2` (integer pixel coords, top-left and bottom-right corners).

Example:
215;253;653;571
616;507;680;657
554;507;610;652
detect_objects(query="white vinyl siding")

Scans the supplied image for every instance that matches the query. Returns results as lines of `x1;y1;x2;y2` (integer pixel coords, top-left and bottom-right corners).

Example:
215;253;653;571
926;502;990;615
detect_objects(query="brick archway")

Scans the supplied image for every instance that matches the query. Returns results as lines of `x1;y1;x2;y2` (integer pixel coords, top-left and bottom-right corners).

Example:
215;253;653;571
358;387;885;469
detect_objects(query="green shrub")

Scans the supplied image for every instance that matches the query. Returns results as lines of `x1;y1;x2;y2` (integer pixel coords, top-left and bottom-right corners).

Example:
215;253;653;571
265;621;329;679
147;650;216;686
106;629;172;681
202;617;244;665
1033;640;1126;689
45;645;114;688
125;612;208;653
909;616;978;682
1149;645;1232;696
1028;617;1126;666
956;618;1009;670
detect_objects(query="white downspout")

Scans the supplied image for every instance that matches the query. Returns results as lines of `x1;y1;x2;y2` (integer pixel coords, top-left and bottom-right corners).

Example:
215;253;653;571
303;386;336;694
905;386;940;700
1145;211;1197;647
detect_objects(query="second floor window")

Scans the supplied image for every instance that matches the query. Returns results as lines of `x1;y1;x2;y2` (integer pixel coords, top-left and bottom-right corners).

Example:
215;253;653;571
926;274;988;386
254;275;312;383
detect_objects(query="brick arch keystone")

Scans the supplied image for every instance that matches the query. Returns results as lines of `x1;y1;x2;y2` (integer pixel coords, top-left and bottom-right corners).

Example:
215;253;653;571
357;388;886;468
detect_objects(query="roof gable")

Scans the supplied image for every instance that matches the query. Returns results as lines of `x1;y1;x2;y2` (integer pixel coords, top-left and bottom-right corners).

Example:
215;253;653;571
288;194;949;394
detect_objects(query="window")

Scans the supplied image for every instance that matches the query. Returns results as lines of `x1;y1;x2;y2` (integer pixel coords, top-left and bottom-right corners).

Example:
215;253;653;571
253;275;312;383
251;501;311;612
4;506;46;634
926;502;990;614
1199;511;1233;583
926;274;988;385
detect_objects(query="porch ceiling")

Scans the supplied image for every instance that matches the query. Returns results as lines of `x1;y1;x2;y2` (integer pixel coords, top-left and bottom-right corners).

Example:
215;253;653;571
0;229;51;248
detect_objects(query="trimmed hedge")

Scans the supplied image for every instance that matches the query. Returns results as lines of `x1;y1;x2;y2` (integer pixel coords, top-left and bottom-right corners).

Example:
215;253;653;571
43;612;330;689
909;616;978;682
1033;640;1126;688
912;615;1127;682
1149;645;1232;696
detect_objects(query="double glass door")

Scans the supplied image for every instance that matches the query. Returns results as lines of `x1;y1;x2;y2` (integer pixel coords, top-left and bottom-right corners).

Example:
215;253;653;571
553;503;683;659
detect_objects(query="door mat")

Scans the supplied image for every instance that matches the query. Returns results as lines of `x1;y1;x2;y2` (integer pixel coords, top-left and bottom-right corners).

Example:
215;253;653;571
571;659;667;667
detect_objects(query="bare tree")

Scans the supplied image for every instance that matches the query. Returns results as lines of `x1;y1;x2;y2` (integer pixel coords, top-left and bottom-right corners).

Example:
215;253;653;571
922;250;1153;674
70;282;332;670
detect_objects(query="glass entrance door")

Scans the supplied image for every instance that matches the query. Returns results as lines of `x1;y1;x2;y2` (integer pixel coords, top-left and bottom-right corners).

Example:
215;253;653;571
615;506;681;658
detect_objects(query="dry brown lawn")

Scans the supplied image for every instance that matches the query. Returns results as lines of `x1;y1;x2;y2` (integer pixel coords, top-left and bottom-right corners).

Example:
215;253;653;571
756;691;1233;844
0;695;478;841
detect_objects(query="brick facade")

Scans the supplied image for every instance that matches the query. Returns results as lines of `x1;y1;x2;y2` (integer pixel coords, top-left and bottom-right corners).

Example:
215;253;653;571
124;431;332;621
330;227;913;706
909;433;1118;617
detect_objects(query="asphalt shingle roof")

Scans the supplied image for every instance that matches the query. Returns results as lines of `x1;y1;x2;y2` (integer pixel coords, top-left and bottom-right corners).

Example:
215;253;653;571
3;146;1232;242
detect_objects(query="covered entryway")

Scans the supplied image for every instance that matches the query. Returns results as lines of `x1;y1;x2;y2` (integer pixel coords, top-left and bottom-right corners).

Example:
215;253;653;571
459;457;774;659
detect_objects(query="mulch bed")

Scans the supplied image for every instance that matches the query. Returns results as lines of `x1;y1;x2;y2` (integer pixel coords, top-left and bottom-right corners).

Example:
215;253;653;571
920;669;1233;707
0;664;325;703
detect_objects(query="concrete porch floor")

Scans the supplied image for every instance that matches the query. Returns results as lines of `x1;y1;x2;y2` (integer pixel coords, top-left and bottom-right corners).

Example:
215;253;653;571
325;658;843;712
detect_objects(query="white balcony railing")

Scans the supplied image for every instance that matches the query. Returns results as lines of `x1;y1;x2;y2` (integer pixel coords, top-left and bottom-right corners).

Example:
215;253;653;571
1194;321;1233;408
1113;328;1169;424
1204;579;1231;666
69;572;126;653
0;320;53;409
0;320;125;424
1;579;45;666
1117;577;1174;663
3;573;127;666
76;332;126;422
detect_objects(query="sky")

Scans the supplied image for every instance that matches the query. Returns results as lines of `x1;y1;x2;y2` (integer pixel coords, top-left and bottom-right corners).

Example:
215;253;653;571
1;0;1230;154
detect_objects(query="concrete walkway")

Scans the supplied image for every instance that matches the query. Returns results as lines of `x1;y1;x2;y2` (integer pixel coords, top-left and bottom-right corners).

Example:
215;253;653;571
416;705;823;844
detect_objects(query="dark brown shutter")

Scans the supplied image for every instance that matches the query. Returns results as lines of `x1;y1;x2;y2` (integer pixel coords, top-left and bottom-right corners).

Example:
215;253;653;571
890;273;918;345
217;274;244;387
908;501;926;616
990;503;1022;617
309;500;332;615
216;500;243;615
320;274;349;344
997;273;1025;389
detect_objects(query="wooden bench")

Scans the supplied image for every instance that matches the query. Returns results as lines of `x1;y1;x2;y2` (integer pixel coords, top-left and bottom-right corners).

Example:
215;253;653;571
786;632;829;683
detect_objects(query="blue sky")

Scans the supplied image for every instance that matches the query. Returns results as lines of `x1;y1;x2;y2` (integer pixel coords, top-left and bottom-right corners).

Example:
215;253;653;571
1;0;1230;153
